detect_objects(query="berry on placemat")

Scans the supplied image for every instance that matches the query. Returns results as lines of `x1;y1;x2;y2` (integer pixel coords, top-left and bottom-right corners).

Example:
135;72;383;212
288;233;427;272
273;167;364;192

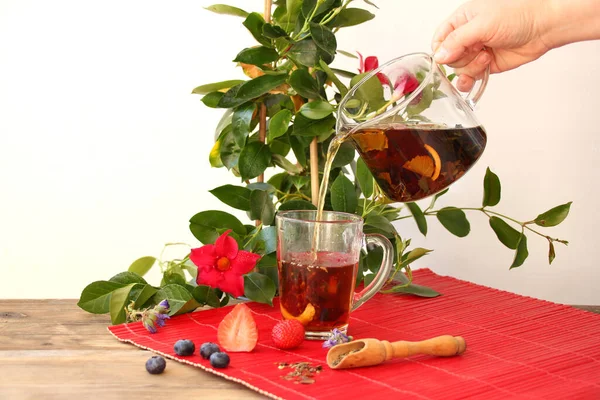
200;342;220;359
209;352;230;369
145;356;166;374
174;339;195;356
217;304;258;352
272;320;305;350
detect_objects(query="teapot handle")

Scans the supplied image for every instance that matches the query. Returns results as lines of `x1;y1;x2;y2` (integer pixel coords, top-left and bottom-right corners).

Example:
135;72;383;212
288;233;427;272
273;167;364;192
463;63;490;110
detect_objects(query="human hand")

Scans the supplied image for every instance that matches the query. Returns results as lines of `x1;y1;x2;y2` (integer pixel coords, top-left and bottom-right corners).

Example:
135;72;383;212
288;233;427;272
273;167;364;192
432;0;552;91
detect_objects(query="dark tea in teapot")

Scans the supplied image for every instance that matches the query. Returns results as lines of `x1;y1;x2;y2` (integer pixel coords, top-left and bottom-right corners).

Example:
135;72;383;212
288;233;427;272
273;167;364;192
349;124;487;202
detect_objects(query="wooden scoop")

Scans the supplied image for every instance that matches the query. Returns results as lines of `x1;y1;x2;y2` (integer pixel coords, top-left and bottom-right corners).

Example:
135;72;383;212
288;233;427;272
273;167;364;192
326;335;466;370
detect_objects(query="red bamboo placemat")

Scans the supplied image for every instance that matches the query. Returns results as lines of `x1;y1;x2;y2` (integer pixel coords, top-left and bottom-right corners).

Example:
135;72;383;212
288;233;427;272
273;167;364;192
108;269;600;399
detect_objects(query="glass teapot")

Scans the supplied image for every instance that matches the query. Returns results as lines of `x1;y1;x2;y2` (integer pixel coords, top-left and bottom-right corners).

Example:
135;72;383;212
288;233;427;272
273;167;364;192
337;52;489;203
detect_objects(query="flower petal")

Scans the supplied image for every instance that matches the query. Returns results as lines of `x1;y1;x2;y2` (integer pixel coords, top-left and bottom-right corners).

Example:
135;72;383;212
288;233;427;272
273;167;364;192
215;230;238;259
190;244;217;267
220;272;245;298
230;250;261;275
364;56;379;72
196;267;223;289
357;51;364;73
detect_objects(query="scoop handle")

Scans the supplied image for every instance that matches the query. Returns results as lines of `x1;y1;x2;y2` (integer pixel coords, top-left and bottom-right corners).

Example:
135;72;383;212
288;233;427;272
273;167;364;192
386;335;466;360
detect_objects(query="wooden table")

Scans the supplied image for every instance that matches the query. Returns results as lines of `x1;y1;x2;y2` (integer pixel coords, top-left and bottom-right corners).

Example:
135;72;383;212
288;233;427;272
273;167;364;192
1;300;598;400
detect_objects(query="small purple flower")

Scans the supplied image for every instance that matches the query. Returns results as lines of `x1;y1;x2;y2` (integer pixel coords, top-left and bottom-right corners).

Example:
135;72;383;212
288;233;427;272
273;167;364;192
158;299;169;309
143;317;157;334
156;313;170;328
322;328;353;349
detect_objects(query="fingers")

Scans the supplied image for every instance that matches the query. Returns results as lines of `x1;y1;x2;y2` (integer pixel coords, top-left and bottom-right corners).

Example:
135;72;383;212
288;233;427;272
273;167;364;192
434;18;486;65
453;51;492;92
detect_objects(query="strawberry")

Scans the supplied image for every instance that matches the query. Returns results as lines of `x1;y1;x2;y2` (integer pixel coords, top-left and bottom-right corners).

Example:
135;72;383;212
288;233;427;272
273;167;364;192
217;304;258;352
271;319;305;350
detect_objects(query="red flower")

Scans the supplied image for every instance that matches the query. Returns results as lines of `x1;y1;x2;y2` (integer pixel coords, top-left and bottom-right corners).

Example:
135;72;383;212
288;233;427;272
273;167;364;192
190;230;261;298
358;52;387;85
357;53;420;97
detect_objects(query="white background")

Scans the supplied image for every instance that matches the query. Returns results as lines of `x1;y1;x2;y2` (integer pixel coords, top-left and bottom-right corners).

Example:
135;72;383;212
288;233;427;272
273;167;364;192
1;0;599;304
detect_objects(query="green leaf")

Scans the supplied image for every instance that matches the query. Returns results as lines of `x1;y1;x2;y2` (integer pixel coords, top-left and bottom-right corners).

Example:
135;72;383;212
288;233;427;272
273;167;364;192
205;4;249;18
209;140;224;168
249;190;275;225
238;141;272;181
330;174;358;213
257;226;277;254
77;281;128;314
192;285;221;308
154;284;202;316
337;50;358;59
489;216;521;250
130;284;158;309
398;247;432;270
309;23;336;61
278;199;316;211
201;92;224;108
356;158;374;198
272;153;303;174
482;167;501;207
217;83;246;108
290;135;308;167
243;12;271;47
299;100;334;119
350;72;385;110
109;272;147;285
293;113;335;137
288;39;319;67
331;141;355;168
233;46;280;66
366;247;383;274
381;283;440;297
436;207;470;237
219;125;241;169
244;272;276;305
332;68;357;78
289;69;321;99
269;131;291;156
534;202;572;227
406;84;434;116
262;23;289;39
109;283;137;325
318;60;348;98
231;103;256;147
189;210;246;244
365;214;395;234
268;109;292;142
407;202;428;236
236;74;288;103
246;182;276;194
548;241;556;265
192;79;245;95
210;184;252;211
162;268;186;286
510;233;529;269
127;256;156;277
331;8;375;28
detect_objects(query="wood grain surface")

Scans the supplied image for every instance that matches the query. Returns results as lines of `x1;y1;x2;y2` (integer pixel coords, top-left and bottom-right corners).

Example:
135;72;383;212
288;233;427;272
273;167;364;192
1;300;598;400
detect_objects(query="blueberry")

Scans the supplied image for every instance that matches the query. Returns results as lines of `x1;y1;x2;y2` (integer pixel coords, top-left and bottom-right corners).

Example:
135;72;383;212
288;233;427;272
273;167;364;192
209;352;230;369
200;342;220;359
145;356;166;374
174;339;195;356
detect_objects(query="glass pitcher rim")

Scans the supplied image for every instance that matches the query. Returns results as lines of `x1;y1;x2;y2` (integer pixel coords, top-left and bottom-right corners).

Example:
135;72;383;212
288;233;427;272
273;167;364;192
336;51;436;134
276;210;363;225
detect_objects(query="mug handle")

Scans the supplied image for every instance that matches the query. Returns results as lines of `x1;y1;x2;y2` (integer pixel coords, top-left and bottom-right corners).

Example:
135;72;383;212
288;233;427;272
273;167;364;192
463;63;490;110
351;234;394;311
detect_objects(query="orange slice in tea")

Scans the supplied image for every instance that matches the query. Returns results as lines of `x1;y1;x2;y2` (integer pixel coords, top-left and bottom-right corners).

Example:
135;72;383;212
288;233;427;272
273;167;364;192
402;144;441;181
351;129;388;151
280;303;316;326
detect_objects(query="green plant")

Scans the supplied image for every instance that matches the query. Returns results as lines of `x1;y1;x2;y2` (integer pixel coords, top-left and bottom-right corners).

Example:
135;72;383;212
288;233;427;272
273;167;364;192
77;0;571;323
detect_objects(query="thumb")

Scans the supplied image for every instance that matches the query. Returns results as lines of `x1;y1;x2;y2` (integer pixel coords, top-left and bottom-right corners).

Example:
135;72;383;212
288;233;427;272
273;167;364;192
434;19;485;64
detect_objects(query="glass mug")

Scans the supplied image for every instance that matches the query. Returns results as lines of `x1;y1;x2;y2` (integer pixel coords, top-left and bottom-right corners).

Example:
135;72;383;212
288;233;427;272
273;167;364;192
337;52;489;203
276;210;393;340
